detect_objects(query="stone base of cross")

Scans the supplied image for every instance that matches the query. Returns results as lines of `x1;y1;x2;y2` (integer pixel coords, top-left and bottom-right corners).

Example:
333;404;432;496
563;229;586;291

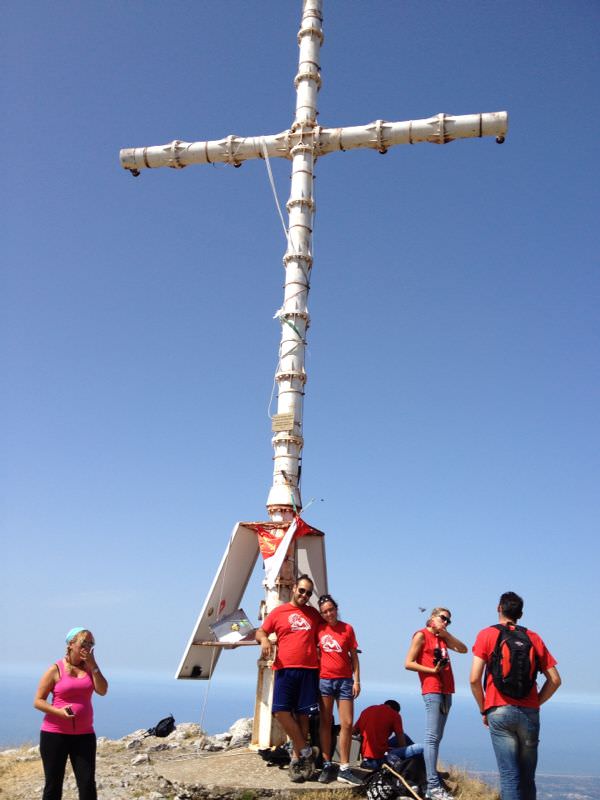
119;0;507;749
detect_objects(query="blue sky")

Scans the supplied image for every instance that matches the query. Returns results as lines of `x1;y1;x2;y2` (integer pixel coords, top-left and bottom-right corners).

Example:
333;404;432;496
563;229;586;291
3;0;599;714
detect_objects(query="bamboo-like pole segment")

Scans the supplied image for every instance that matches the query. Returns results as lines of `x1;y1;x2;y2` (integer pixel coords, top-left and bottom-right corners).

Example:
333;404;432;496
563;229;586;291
265;0;323;521
120;112;508;173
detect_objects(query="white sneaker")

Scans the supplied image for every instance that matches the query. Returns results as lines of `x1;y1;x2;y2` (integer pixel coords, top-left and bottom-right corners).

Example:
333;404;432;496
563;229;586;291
425;789;453;800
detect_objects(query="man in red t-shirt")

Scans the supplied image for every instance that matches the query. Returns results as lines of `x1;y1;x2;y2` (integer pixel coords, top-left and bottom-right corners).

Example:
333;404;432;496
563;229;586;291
470;591;561;800
353;700;423;768
255;574;322;782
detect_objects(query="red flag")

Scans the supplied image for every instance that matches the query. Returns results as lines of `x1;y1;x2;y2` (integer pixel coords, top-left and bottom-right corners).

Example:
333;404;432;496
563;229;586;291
294;517;319;538
256;525;287;560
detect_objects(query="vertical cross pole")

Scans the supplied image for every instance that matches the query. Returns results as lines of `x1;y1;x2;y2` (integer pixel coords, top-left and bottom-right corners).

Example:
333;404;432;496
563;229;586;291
264;0;323;579
253;0;324;749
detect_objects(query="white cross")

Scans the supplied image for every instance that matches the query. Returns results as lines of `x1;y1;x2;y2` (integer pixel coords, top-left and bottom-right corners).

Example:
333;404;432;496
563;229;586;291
119;0;507;747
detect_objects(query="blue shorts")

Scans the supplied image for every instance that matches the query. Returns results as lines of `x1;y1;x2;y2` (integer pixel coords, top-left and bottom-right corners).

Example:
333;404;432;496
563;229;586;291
319;677;354;701
272;668;319;715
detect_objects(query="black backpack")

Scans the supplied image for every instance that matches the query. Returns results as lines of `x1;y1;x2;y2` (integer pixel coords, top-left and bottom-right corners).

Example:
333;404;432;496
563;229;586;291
258;742;292;768
364;759;425;800
144;714;176;738
487;624;539;699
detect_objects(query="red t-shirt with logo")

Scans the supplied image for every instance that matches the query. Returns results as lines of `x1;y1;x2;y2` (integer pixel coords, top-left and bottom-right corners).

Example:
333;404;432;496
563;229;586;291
472;624;557;710
354;704;404;759
318;621;359;679
415;627;455;695
261;602;322;670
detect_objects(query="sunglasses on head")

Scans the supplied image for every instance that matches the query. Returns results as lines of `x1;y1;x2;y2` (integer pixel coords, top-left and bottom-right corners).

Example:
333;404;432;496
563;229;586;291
297;587;313;597
438;614;451;625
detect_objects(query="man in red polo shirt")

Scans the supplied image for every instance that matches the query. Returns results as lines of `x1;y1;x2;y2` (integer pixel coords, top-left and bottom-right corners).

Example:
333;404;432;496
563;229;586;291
470;591;561;800
255;574;322;783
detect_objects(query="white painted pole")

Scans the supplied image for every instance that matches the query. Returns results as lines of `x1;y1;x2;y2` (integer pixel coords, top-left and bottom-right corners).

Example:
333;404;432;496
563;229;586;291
251;1;325;748
265;0;323;522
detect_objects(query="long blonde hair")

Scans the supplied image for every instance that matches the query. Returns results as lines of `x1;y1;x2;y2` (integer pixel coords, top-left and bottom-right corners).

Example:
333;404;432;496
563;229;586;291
64;629;93;675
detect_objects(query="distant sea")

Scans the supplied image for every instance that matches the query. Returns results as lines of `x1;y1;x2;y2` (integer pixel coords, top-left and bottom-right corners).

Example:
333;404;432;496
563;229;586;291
2;668;598;799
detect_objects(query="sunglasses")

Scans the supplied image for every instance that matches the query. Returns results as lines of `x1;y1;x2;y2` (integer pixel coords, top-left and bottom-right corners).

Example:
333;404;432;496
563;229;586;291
79;641;95;649
297;587;313;597
438;615;451;625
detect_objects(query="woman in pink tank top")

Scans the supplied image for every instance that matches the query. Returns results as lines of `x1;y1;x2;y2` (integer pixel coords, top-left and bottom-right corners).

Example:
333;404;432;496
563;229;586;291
34;627;108;800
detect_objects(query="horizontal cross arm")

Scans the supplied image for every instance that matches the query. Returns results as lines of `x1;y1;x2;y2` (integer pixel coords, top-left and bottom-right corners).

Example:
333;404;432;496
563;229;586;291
120;111;507;174
319;111;508;154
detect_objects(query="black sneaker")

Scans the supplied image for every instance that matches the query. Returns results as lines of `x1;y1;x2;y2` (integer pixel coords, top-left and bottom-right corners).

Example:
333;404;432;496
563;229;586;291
289;759;304;783
337;768;363;786
318;763;337;784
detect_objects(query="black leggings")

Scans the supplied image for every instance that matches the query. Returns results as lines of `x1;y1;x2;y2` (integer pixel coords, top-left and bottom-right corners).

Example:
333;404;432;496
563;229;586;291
39;731;97;800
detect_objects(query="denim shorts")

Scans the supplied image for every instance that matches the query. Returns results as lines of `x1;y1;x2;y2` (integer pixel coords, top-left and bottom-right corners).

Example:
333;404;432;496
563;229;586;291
272;668;319;714
319;677;354;700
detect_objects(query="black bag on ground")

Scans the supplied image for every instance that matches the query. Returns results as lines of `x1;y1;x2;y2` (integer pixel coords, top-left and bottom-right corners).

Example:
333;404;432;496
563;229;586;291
144;714;176;738
363;755;427;800
258;742;292;767
487;624;539;699
364;767;402;800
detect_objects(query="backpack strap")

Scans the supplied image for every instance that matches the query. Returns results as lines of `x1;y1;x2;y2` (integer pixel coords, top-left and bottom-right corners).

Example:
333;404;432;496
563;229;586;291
484;624;505;688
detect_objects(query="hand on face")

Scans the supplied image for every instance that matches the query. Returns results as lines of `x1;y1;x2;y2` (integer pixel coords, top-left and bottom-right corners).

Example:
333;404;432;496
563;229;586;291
72;636;96;670
430;612;451;635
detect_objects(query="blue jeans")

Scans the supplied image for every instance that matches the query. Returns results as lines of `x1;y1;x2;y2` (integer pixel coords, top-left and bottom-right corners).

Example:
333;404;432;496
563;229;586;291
487;705;540;800
388;734;425;761
319;677;354;700
361;745;423;771
423;693;452;791
388;743;425;760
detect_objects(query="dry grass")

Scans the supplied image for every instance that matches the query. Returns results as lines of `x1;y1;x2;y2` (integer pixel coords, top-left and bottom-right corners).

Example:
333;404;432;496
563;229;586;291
0;749;45;798
447;766;500;800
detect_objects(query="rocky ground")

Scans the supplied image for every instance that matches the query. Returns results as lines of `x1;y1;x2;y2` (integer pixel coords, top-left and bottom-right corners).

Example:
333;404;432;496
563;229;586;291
0;720;498;800
0;719;357;800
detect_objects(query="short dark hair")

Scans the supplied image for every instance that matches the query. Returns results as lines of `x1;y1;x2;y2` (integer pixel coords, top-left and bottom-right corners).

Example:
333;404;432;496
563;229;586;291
295;573;314;587
499;591;524;621
384;699;400;712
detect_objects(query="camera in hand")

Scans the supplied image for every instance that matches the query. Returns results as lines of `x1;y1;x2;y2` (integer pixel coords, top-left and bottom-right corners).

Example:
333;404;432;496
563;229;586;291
433;647;449;668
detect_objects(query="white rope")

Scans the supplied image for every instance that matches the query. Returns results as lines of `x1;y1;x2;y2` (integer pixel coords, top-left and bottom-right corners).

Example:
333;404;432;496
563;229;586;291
261;138;290;245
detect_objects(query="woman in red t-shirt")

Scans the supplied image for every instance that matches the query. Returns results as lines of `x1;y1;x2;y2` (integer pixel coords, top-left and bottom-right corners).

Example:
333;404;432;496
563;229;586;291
317;594;361;785
405;607;467;799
